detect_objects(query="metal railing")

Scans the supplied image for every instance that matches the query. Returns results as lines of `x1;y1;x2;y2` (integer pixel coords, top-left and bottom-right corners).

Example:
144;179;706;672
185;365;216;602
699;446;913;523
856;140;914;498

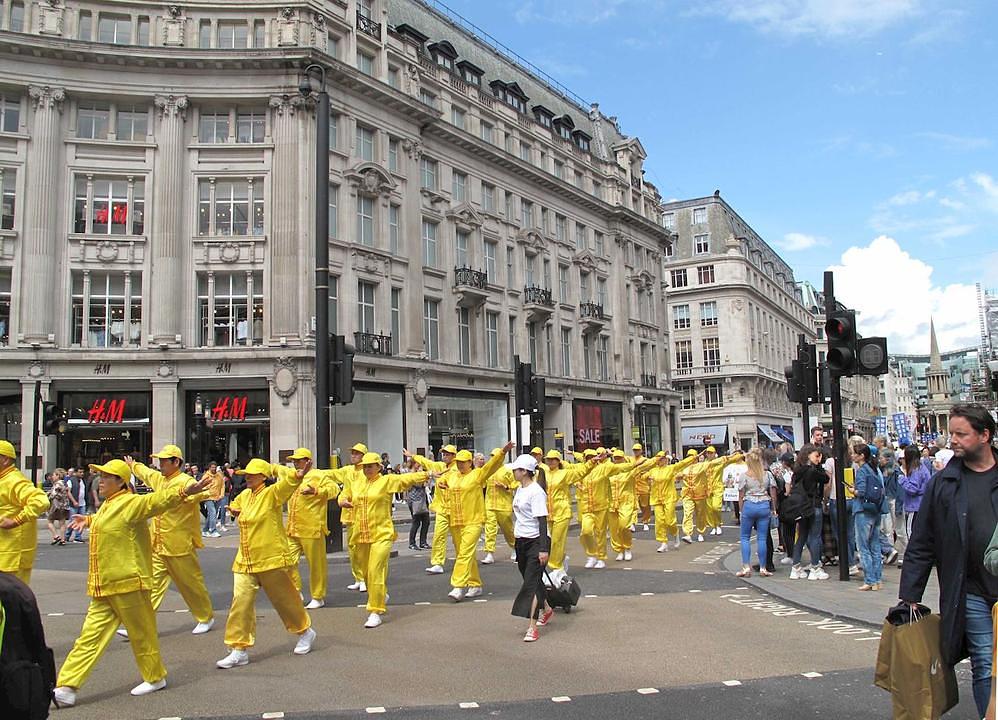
354;331;392;356
454;266;487;290
579;302;604;320
523;285;554;306
357;10;382;39
641;373;658;388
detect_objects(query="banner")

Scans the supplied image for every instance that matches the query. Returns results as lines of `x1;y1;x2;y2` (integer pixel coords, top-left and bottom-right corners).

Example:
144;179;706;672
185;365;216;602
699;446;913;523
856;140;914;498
874;416;889;437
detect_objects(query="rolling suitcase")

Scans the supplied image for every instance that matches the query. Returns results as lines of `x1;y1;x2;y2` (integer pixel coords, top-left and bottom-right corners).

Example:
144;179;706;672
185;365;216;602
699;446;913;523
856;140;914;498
543;570;581;612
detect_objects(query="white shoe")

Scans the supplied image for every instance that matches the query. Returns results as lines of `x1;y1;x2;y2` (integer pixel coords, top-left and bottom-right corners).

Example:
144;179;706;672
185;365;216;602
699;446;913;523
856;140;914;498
510;551;517;561
594;560;606;569
697;534;705;542
715;527;722;535
54;686;77;707
849;564;862;577
347;581;362;590
216;649;249;669
624;550;632;561
780;556;794;566
643;524;650;531
629;524;636;532
789;565;803;580
218;525;227;532
116;626;128;639
202;531;209;537
657;542;668;553
584;556;596;569
615;553;624;561
358;582;367;593
673;538;681;548
448;587;466;602
425;565;444;574
130;678;166;696
192;618;215;634
293;627;316;655
681;535;693;544
808;566;829;581
305;598;325;609
466;586;483;598
209;531;221;538
364;612;382;628
482;553;495;564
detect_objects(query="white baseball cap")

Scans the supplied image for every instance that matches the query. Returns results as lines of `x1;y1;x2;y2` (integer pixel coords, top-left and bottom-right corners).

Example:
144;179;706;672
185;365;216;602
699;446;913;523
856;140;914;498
508;454;537;472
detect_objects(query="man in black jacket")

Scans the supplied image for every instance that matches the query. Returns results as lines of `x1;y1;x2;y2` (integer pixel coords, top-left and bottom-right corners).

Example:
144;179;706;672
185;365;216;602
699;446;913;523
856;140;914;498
900;404;998;718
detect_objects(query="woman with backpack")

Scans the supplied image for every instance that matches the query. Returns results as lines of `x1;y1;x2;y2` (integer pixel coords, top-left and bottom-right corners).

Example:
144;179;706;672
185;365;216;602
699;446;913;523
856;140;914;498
852;443;884;591
734;449;778;578
787;444;829;580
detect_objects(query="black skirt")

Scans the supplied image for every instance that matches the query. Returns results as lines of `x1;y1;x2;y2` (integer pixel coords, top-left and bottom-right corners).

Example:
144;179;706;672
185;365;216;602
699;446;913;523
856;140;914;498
511;536;547;620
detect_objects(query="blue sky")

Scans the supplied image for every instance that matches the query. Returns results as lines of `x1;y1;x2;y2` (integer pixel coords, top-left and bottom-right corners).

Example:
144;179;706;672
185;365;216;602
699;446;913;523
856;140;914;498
432;0;997;354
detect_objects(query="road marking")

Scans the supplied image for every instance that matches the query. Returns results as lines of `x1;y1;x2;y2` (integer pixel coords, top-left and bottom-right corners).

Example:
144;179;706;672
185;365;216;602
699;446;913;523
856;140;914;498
459;702;480;709
703;571;715;575
636;687;659;695
552;696;571;703
356;604;367;608
662;569;674;573
690;546;731;565
47;612;64;617
623;567;633;571
174;609;190;613
723;680;742;687
736;586;749;590
365;708;386;714
801;672;823;679
473;599;488;603
688;590;702;593
414;602;431;606
262;714;285;719
585;594;599;598
159;717;182;720
640;592;655;596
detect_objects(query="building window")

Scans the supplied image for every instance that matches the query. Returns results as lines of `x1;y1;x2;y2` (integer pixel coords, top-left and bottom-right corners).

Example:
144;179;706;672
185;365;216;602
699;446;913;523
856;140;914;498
355;124;374;161
217;21;248;49
663;213;675;231
455;230;469;268
482;183;495;213
197;177;264;236
558;265;569;302
556;214;566;242
672;304;690;330
692;207;707;225
700;301;718;327
0;268;9;345
387;65;400;88
704;382;724;408
236;111;265;143
71;271;142;348
504;191;514;219
527;321;537;366
389;204;400;254
77;103;110;140
451;106;466;130
583;334;592;379
356;195;374;246
484;241;497;282
694;233;710;255
357;280;376;333
524;253;536;287
329;276;338;334
597;277;608;310
0;95;18;133
670;268;688;288
561;328;572;376
388;138;399;172
423;299;439;360
458;308;471;365
421;220;437;267
97;14;131;44
115;106;148;141
485;311;499;368
680;384;696;410
419;89;437;108
675;340;693;372
420;158;437;190
596;335;610;381
593;180;602;200
390;287;401;348
816;326;825;340
520;199;533;228
199;111;230;143
329;113;339;149
197;271;264;347
480;121;493;144
328;184;338;239
664;240;674;258
452;171;467;202
575;223;586;250
595;231;605;256
357;51;374;76
580;271;590;302
253;20;266;48
553;159;564;179
73;176;145;235
519;141;531;162
697;264;716;284
545;324;554;375
78;10;92;40
136;17;151;45
1;169;15;230
199;19;211;47
703;337;721;368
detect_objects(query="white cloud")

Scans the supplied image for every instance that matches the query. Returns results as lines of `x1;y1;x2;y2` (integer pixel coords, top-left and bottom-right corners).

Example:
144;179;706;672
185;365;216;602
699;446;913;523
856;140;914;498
776;232;824;251
914;131;991;152
826;236;979;354
887;189;935;206
694;0;921;39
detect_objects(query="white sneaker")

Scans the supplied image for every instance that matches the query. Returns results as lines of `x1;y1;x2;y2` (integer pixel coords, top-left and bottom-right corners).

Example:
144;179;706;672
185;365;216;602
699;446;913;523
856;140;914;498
466;586;483;598
615;553;624;561
715;527;722;536
116;626;128;639
209;531;221;538
643;524;650;531
130;678;166;696
673;538;682;548
849;564;862;577
358;582;367;593
293;627;316;655
808;566;829;581
192;618;215;634
448;587;466;602
364;612;382;628
624;550;632;561
347;581;362;590
425;565;444;574
202;531;209;537
697;534;705;542
656;542;668;553
681;535;693;544
218;525;227;532
510;551;517;561
482;553;495;564
594;560;606;569
789;565;803;580
780;556;794;566
305;598;325;609
584;556;596;569
54;686;77;707
629;524;636;532
216;649;249;669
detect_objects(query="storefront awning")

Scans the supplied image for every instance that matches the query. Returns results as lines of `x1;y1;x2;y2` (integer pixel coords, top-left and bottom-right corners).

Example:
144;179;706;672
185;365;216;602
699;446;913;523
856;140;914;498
757;424;782;442
773;426;795;443
681;425;727;447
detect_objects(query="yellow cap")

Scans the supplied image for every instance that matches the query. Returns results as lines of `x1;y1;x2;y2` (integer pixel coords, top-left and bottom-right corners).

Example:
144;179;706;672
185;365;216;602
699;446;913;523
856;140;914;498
350;443;369;454
89;460;131;484
237;458;273;476
583;449;597;458
0;440;14;459
360;452;383;466
530;447;543;455
441;444;458;455
455;449;474;462
151;444;184;460
596;447;606;455
656;451;666;457
632;443;643;451
288;448;313;460
544;450;563;461
612;449;626;458
687;449;699;457
705;446;717;453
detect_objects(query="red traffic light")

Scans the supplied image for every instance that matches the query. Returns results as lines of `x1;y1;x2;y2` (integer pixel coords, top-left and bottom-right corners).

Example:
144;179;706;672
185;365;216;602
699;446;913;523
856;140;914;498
826;316;852;340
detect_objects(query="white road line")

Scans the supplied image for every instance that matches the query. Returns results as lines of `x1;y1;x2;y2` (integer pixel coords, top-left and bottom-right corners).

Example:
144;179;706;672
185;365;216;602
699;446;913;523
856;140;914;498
662;569;674;573
703;571;715;575
723;680;742;687
365;708;386;714
174;609;189;613
688;590;702;593
158;717;182;720
47;612;64;617
801;672;823;679
473;599;488;603
414;602;431;606
459;702;480;709
640;592;654;596
736;586;749;590
552;696;572;703
623;567;633;571
636;687;659;695
261;713;285;719
584;594;599;598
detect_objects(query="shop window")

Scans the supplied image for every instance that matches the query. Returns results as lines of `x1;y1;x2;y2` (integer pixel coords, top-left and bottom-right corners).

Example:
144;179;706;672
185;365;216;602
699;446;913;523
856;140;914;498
197;177;264;236
1;168;15;230
0;267;10;345
197;271;264;347
217;20;248;49
77;103;110;139
0;94;20;133
97;14;131;44
423;298;439;360
73;176;145;235
71;271;142;347
115;106;148;141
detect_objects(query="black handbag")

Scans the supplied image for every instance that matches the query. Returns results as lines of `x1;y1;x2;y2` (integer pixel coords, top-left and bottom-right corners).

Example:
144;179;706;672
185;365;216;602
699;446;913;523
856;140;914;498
543;569;581;612
779;487;814;524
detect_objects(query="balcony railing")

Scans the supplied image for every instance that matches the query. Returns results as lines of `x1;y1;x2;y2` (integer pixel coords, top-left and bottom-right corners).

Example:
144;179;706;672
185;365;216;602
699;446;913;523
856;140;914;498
641;373;658;388
523;285;554;306
354;331;392;356
454;266;487;290
579;301;604;320
356;10;381;39
631;176;642;190
704;364;722;373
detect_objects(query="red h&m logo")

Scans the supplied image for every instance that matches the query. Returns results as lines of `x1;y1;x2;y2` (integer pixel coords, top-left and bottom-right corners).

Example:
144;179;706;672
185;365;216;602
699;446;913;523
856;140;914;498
88;398;126;424
211;395;248;422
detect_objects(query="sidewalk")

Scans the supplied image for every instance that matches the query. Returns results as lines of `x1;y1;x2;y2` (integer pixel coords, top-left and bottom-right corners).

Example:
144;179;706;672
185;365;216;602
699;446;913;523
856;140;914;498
720;545;941;627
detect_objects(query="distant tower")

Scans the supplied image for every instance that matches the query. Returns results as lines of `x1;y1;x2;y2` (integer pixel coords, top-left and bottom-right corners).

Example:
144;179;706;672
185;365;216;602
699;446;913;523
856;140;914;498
923;318;951;435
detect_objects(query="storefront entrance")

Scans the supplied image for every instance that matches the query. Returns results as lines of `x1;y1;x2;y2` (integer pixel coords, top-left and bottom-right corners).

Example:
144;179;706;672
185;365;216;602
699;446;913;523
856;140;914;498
57;391;152;469
187;389;269;467
635;404;662;454
0;392;21;455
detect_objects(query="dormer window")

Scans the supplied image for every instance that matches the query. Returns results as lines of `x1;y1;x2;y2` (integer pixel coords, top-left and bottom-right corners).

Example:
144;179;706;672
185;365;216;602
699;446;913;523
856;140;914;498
394;23;429;53
532;105;554;129
427;41;458;72
572;130;591;153
456;60;484;86
490;80;529;114
553;114;575;141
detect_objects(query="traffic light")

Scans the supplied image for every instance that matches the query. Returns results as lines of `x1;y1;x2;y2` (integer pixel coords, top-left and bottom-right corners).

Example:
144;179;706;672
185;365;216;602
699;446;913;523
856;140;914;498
515;358;532;415
42;402;67;435
826;309;857;377
856;337;889;376
799;342;820;403
329;335;355;405
784;360;804;403
528;376;545;414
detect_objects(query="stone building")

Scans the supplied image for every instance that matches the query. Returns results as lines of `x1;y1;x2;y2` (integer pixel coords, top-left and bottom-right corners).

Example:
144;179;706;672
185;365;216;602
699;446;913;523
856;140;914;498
0;0;677;471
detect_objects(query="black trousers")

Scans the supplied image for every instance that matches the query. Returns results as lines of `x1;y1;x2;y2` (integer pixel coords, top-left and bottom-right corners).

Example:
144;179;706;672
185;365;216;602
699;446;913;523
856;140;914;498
511;536;547;620
409;512;430;546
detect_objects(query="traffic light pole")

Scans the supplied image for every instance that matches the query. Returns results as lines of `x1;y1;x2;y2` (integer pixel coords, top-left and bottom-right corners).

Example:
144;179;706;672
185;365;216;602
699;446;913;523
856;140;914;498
825;271;850;582
797;334;810;438
29;380;40;487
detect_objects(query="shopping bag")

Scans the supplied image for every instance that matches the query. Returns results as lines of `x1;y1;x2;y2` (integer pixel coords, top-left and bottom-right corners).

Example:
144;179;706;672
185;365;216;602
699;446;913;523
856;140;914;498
874;608;958;720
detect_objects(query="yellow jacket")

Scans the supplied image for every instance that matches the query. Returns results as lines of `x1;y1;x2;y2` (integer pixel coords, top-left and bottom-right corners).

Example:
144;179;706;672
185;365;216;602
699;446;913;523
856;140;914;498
0;466;50;572
131;463;204;557
578;460;631;514
412;455;454;514
328;463;363;524
229;464;302;574
544;461;592;522
648;455;698;506
204;470;226;501
708;454;745;494
339;470;427;545
486;467;518;513
81;484;188;598
610;458;656;512
440;450;506;527
286;469;341;539
632;455;651;495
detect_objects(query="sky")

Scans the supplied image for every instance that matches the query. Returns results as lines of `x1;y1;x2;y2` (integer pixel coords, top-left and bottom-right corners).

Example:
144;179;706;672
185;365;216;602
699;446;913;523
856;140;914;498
430;0;998;355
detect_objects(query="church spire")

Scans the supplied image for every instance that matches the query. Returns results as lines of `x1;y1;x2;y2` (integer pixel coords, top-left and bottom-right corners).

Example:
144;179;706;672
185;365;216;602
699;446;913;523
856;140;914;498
928;317;943;371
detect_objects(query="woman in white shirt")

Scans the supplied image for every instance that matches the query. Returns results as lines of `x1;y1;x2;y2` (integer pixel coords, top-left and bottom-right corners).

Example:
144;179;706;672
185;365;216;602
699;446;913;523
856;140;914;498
509;454;553;642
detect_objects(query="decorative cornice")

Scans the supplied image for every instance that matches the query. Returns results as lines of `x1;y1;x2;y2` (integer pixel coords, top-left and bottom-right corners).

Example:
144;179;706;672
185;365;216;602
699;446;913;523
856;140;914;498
154;94;188;120
27;85;65;112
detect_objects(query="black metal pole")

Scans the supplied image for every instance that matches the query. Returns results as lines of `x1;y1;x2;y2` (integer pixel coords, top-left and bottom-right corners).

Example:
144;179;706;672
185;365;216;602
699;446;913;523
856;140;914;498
824;270;850;581
798;333;810;442
513;355;522;454
314;82;330;467
30;380;41;486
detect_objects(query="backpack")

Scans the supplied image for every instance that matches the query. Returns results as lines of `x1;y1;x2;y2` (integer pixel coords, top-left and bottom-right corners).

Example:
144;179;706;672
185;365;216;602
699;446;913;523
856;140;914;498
0;576;55;719
779;485;814;524
864;469;884;504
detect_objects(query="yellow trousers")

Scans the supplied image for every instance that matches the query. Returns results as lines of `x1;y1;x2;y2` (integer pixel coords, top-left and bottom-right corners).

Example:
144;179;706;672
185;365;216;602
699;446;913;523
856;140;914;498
548;517;570;571
353;539;393;614
450;524;483;588
609;510;633;553
150;552;213;623
707;491;724;528
484;509;515;553
345;529;364;583
637;494;652;524
57;590;165;689
223;568;310;650
682;498;711;536
654;502;679;542
289;536;328;601
580;510;608;560
429;511;453;568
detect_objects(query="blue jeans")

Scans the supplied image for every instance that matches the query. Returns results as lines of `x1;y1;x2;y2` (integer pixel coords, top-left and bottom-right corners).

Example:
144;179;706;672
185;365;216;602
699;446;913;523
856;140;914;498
216;495;228;525
740;501;771;566
202;499;218;533
65;505;86;541
830;501;855;565
792;505;823;566
853;510;882;584
965;593;995;717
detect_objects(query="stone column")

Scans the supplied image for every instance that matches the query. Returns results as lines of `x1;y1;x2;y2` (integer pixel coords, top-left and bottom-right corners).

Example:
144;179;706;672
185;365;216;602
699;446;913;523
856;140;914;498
150;95;188;346
401;138;424;357
268;94;303;342
151;376;180;453
21;85;65;346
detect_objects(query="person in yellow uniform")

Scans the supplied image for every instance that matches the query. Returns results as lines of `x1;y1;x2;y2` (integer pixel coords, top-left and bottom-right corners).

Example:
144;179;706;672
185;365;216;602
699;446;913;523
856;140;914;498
216;458;315;669
406;444;457;575
482;463;518;565
0;440;50;584
337;452;432;628
578;449;631;569
608;450;656;561
542;449;593;578
125;445;215;636
681;448;743;543
648;450;700;551
333;443;368;591
285;448;340;609
53;459;212;707
705;446;745;536
632;444;653;530
439;442;513;601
